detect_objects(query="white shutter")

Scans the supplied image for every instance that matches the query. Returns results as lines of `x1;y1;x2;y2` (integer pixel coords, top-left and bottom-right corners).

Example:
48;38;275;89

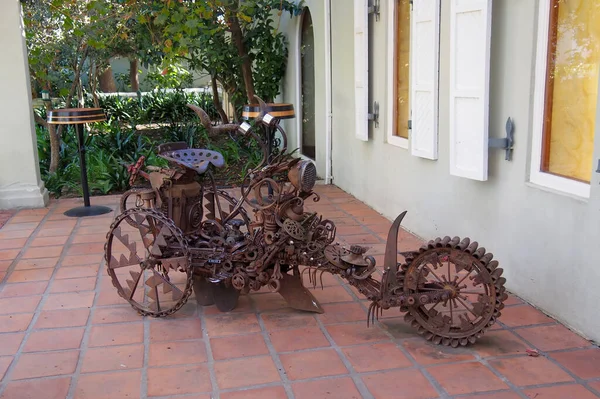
410;0;440;160
449;0;492;180
354;0;369;141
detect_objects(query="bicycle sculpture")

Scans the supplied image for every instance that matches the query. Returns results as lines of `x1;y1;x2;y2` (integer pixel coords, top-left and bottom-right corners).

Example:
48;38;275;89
104;98;508;347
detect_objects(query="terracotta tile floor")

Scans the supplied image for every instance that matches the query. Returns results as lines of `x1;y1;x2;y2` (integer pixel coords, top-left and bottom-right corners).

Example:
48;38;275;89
0;185;598;399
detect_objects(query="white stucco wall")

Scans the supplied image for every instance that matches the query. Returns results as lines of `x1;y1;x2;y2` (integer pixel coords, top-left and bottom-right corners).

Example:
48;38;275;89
282;0;600;343
0;0;48;209
280;1;329;180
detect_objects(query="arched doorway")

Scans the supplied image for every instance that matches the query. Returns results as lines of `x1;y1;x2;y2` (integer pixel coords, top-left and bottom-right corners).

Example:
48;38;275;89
300;7;315;160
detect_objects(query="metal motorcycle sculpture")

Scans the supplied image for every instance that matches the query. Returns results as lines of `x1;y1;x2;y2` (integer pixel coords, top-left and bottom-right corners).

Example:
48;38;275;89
104;98;507;347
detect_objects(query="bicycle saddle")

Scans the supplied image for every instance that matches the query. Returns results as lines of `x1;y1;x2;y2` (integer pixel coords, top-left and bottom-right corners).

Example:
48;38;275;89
158;148;225;175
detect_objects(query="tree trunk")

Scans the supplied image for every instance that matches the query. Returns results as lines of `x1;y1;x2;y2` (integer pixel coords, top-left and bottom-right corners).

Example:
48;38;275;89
43;99;60;173
99;64;117;93
229;15;255;104
211;75;229;124
129;58;139;92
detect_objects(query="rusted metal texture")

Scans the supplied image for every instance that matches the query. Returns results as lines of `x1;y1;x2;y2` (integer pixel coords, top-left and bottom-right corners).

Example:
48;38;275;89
104;96;507;346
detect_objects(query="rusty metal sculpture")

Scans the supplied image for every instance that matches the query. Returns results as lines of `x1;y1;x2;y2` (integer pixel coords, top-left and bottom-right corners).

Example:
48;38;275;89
104;98;507;347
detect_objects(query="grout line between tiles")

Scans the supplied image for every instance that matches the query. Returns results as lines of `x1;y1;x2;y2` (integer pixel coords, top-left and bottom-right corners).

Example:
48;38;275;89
198;299;220;399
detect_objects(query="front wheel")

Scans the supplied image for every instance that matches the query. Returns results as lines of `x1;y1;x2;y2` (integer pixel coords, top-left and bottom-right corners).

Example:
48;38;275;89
104;208;192;317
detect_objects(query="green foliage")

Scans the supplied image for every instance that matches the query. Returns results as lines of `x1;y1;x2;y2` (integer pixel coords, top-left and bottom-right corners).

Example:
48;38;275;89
36;91;262;198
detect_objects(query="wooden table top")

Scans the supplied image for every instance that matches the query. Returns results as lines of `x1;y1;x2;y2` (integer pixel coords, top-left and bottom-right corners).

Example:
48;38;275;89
47;108;107;125
241;102;295;120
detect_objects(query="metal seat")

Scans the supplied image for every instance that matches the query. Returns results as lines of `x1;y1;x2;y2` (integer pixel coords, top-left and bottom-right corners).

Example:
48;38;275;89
158;148;225;175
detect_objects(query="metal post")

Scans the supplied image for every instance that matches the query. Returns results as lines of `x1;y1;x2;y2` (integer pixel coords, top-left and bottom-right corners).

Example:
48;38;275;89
75;124;91;207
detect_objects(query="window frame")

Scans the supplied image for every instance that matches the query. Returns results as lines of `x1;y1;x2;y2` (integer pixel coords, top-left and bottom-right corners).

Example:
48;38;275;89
386;0;410;149
530;0;592;198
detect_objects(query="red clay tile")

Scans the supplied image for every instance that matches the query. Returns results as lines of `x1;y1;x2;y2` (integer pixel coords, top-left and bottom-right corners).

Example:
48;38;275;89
21;245;63;259
550;348;600;379
310;286;354;303
74;370;141;399
95;289;126;306
149;318;203;341
0;333;25;355
293;378;362;399
10;215;45;223
342;342;412;372
379;317;421;339
402;339;475;365
72;225;106;235
11;351;79;379
66;243;105;256
0;376;71;399
268;326;330;352
24;327;84;352
251;292;290;312
0;295;41;314
221;386;288;399
472;330;530;357
214;356;280;389
0;313;33;332
91;306;140;324
210;333;269;360
43;292;94;310
7;268;53;283
0;357;12;380
460;392;521;399
14;257;59;270
362;369;439;399
0;260;10;272
0;230;32;239
205;313;261;337
489;356;574;386
280;348;348;380
36;227;74;237
342;234;383;245
30;236;69;247
523;384;599;399
81;344;144;373
71;233;108;244
325;322;389;346
0;238;27;250
88;322;143;347
49;276;97;293
499;305;555;327
34;308;90;329
61;254;102;267
589;381;600;395
261;309;317;331
147;364;211;396
318;302;366;324
43;221;76;230
1;222;39;231
516;325;591;352
55;265;99;280
428;362;508;395
149;340;207;366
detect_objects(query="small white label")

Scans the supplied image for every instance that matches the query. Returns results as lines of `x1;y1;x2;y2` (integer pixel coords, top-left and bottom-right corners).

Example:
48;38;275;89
239;122;251;133
263;114;274;125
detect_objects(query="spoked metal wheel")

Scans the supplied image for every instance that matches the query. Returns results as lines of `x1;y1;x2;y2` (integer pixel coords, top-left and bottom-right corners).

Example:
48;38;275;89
104;208;192;317
402;237;507;347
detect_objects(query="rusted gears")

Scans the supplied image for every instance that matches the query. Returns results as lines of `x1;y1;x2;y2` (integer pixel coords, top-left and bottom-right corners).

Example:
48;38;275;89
400;237;507;347
104;208;192;317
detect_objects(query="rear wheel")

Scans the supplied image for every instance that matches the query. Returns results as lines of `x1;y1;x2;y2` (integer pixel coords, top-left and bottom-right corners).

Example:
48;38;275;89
401;237;507;347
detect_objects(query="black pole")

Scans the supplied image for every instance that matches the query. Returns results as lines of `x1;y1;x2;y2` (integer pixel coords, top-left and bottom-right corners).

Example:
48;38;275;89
75;124;91;207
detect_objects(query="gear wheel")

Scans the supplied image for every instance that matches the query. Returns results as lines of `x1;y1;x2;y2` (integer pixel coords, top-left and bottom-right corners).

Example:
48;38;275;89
399;236;507;347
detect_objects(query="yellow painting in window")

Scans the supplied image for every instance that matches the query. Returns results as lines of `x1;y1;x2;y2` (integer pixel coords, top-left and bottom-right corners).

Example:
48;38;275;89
394;0;411;139
544;0;600;182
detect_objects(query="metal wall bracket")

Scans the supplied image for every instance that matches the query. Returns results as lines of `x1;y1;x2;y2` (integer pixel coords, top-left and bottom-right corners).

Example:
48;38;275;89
489;117;514;161
368;0;380;21
368;101;379;128
596;159;600;173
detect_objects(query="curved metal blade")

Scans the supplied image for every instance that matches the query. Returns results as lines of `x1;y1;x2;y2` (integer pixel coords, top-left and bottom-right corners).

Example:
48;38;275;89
384;211;408;271
278;273;324;314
